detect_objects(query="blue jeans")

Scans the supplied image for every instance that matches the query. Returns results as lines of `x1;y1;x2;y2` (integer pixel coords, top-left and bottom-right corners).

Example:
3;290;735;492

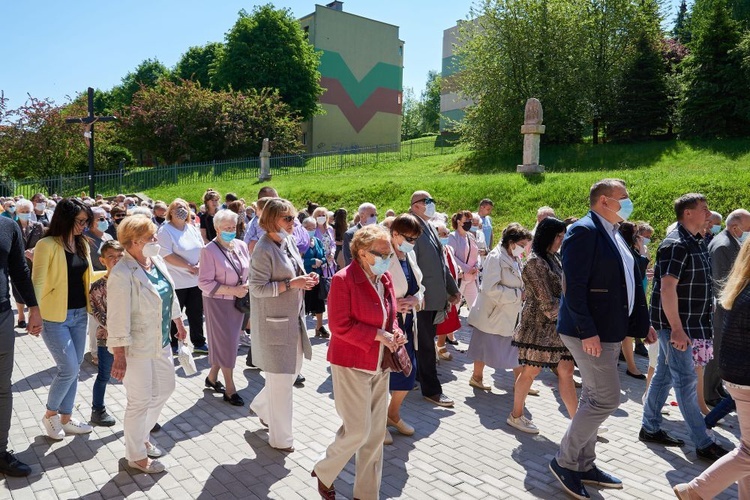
92;346;114;411
42;308;88;415
705;394;736;429
642;329;713;449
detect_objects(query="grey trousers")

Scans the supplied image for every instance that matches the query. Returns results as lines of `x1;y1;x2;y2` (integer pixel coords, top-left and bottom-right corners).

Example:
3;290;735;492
314;365;389;500
556;336;621;471
0;309;15;453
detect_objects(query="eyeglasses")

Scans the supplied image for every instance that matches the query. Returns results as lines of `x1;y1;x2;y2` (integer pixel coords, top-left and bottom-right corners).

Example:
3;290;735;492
368;250;394;260
97;217;106;221
412;197;435;205
402;235;419;243
74;217;90;226
280;215;295;222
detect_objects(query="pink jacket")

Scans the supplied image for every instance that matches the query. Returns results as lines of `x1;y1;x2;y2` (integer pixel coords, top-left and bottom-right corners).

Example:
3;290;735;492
198;240;250;300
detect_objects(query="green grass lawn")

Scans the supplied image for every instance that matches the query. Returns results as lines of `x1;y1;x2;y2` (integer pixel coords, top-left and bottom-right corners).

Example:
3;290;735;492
145;137;750;241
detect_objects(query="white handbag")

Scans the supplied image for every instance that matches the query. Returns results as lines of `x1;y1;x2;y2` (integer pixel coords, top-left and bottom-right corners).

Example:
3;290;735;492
177;340;197;376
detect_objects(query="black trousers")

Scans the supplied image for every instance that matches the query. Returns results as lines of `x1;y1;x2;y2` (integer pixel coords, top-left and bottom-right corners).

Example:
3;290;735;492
416;310;442;398
170;286;206;347
0;309;14;452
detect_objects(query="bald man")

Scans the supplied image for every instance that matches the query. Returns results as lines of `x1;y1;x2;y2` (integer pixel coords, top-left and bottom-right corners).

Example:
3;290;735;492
409;190;461;407
704;209;750;405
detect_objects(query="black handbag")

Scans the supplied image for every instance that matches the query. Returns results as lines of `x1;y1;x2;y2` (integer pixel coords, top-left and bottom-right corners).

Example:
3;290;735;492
213;241;250;314
317;262;331;300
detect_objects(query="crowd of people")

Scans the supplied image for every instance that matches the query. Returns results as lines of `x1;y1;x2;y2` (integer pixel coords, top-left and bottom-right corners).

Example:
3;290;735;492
0;181;748;499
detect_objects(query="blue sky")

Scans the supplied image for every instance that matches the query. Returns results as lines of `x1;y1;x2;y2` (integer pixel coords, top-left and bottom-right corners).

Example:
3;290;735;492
1;1;681;112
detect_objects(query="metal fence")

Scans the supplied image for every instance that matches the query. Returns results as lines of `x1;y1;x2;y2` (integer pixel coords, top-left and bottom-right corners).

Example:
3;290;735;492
2;138;459;198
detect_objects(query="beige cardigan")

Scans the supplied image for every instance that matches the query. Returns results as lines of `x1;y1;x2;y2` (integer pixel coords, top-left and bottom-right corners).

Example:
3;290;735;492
468;244;524;336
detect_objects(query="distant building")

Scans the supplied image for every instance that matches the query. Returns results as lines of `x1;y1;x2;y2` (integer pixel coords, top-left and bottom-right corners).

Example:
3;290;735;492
299;2;404;152
440;20;475;136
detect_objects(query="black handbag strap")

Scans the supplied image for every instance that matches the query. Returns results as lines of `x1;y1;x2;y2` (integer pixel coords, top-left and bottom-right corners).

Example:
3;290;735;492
213;241;243;286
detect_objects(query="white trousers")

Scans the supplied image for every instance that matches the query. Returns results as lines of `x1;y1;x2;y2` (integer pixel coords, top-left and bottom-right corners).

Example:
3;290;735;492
249;336;303;449
314;365;390;500
122;345;175;461
87;314;99;357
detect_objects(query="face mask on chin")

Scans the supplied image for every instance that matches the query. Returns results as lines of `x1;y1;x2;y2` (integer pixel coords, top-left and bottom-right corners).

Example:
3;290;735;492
142;242;161;258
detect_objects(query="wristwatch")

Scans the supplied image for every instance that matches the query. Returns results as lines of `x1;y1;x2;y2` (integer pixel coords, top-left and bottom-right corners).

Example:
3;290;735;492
284;278;291;291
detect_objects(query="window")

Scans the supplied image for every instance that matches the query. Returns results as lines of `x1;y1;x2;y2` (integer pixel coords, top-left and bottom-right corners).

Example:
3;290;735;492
399;45;403;56
301;133;307;145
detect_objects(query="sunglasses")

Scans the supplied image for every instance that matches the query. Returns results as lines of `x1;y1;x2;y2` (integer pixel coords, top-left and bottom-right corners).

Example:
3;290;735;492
402;235;419;243
412;197;435;205
280;215;295;222
97;217;106;221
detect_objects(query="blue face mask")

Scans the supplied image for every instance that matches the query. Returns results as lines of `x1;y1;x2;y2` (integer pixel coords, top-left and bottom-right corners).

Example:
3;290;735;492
439;237;449;246
711;225;721;235
642;237;651;246
398;240;415;253
740;232;750;244
220;231;236;242
370;255;391;275
17;213;30;221
7;206;15;213
469;226;478;233
608;197;634;221
307;230;316;238
97;220;109;232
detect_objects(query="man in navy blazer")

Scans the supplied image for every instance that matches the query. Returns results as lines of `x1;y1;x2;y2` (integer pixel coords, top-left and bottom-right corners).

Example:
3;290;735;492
550;179;654;500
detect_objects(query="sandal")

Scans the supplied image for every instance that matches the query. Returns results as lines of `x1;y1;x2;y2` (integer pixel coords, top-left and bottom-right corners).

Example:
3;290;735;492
437;347;453;361
205;377;225;394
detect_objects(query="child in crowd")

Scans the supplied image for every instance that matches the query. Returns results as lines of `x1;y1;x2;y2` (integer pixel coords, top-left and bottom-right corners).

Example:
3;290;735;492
88;240;125;426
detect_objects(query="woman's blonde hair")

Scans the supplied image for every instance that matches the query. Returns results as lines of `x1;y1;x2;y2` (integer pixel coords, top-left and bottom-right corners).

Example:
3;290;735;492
720;240;750;310
165;198;189;222
259;198;297;233
117;214;156;247
350;224;390;264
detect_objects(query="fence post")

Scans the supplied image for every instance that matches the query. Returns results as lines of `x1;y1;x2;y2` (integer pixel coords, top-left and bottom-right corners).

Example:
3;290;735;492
173;163;178;184
339;150;343;170
376;144;380;164
410;141;413;161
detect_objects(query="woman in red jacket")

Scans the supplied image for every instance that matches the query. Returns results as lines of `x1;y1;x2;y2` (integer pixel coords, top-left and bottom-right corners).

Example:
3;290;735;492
312;224;406;500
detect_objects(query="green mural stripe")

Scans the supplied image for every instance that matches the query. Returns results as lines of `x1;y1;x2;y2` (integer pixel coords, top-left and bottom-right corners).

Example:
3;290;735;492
319;51;402;107
320;77;401;133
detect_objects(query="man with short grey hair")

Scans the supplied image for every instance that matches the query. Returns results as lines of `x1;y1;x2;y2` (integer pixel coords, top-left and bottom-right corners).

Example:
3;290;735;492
703;210;723;244
704;208;750;405
342;203;377;266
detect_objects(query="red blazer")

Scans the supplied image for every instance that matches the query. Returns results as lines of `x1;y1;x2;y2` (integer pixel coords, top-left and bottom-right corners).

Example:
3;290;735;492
327;259;400;371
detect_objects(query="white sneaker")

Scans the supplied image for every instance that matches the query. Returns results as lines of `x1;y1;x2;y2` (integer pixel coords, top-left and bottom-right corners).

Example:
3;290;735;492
507;413;540;434
239;332;252;347
41;415;65;440
62;418;93;435
146;441;163;458
597;426;609;435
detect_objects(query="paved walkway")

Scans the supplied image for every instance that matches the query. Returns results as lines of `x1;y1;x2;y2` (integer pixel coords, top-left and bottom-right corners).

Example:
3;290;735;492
0;311;739;500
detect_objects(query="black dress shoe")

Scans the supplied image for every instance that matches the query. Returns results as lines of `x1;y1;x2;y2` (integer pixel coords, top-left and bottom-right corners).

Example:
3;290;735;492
446;338;459;346
294;375;305;387
696;442;731;462
626;370;646;380
639;427;685;446
0;451;31;477
16;321;26;329
223;393;244;406
205;377;226;393
150;423;161;433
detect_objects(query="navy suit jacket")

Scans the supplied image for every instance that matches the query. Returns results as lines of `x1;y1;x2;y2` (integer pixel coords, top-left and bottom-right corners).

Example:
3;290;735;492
557;211;650;342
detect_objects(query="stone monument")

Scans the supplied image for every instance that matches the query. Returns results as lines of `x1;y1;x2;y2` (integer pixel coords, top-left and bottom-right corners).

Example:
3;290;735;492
516;98;545;173
259;138;272;181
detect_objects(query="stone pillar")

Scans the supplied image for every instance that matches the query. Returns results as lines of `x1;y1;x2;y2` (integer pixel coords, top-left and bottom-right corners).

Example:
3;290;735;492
258;138;271;181
516;98;545;174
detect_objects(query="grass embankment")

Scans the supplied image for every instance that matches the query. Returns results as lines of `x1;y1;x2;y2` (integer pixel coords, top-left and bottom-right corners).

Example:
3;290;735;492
145;138;750;240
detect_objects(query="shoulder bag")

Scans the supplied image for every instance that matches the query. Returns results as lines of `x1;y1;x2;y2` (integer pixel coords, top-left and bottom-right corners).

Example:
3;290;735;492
213;241;250;314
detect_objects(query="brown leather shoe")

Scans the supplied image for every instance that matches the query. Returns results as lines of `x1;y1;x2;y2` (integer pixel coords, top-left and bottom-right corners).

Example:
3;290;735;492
312;470;335;499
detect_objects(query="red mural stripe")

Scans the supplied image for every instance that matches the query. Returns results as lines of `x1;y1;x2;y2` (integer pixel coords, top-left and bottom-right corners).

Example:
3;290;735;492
319;77;402;133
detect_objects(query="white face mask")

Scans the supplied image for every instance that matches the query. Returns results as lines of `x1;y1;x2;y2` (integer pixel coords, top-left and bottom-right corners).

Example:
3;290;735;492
35;202;46;212
511;244;525;257
362;215;377;226
316;216;327;226
740;231;750;244
142;242;161;258
424;202;436;218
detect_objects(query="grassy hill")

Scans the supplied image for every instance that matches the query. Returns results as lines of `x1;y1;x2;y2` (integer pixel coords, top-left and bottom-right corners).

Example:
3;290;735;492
145;138;750;241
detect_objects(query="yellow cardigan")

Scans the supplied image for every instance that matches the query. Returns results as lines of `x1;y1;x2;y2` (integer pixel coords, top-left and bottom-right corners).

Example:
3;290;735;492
31;236;103;322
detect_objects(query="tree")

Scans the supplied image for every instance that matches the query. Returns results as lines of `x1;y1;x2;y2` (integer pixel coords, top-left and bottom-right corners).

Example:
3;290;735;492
400;88;421;140
0;97;88;179
212;5;323;120
679;0;750;137
419;71;442;134
110;58;171;111
121;80;301;164
610;32;670;139
457;0;591;151
672;0;692;44
174;42;224;89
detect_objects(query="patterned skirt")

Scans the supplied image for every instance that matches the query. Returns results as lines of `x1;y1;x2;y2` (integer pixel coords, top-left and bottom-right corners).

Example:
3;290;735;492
512;324;573;369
